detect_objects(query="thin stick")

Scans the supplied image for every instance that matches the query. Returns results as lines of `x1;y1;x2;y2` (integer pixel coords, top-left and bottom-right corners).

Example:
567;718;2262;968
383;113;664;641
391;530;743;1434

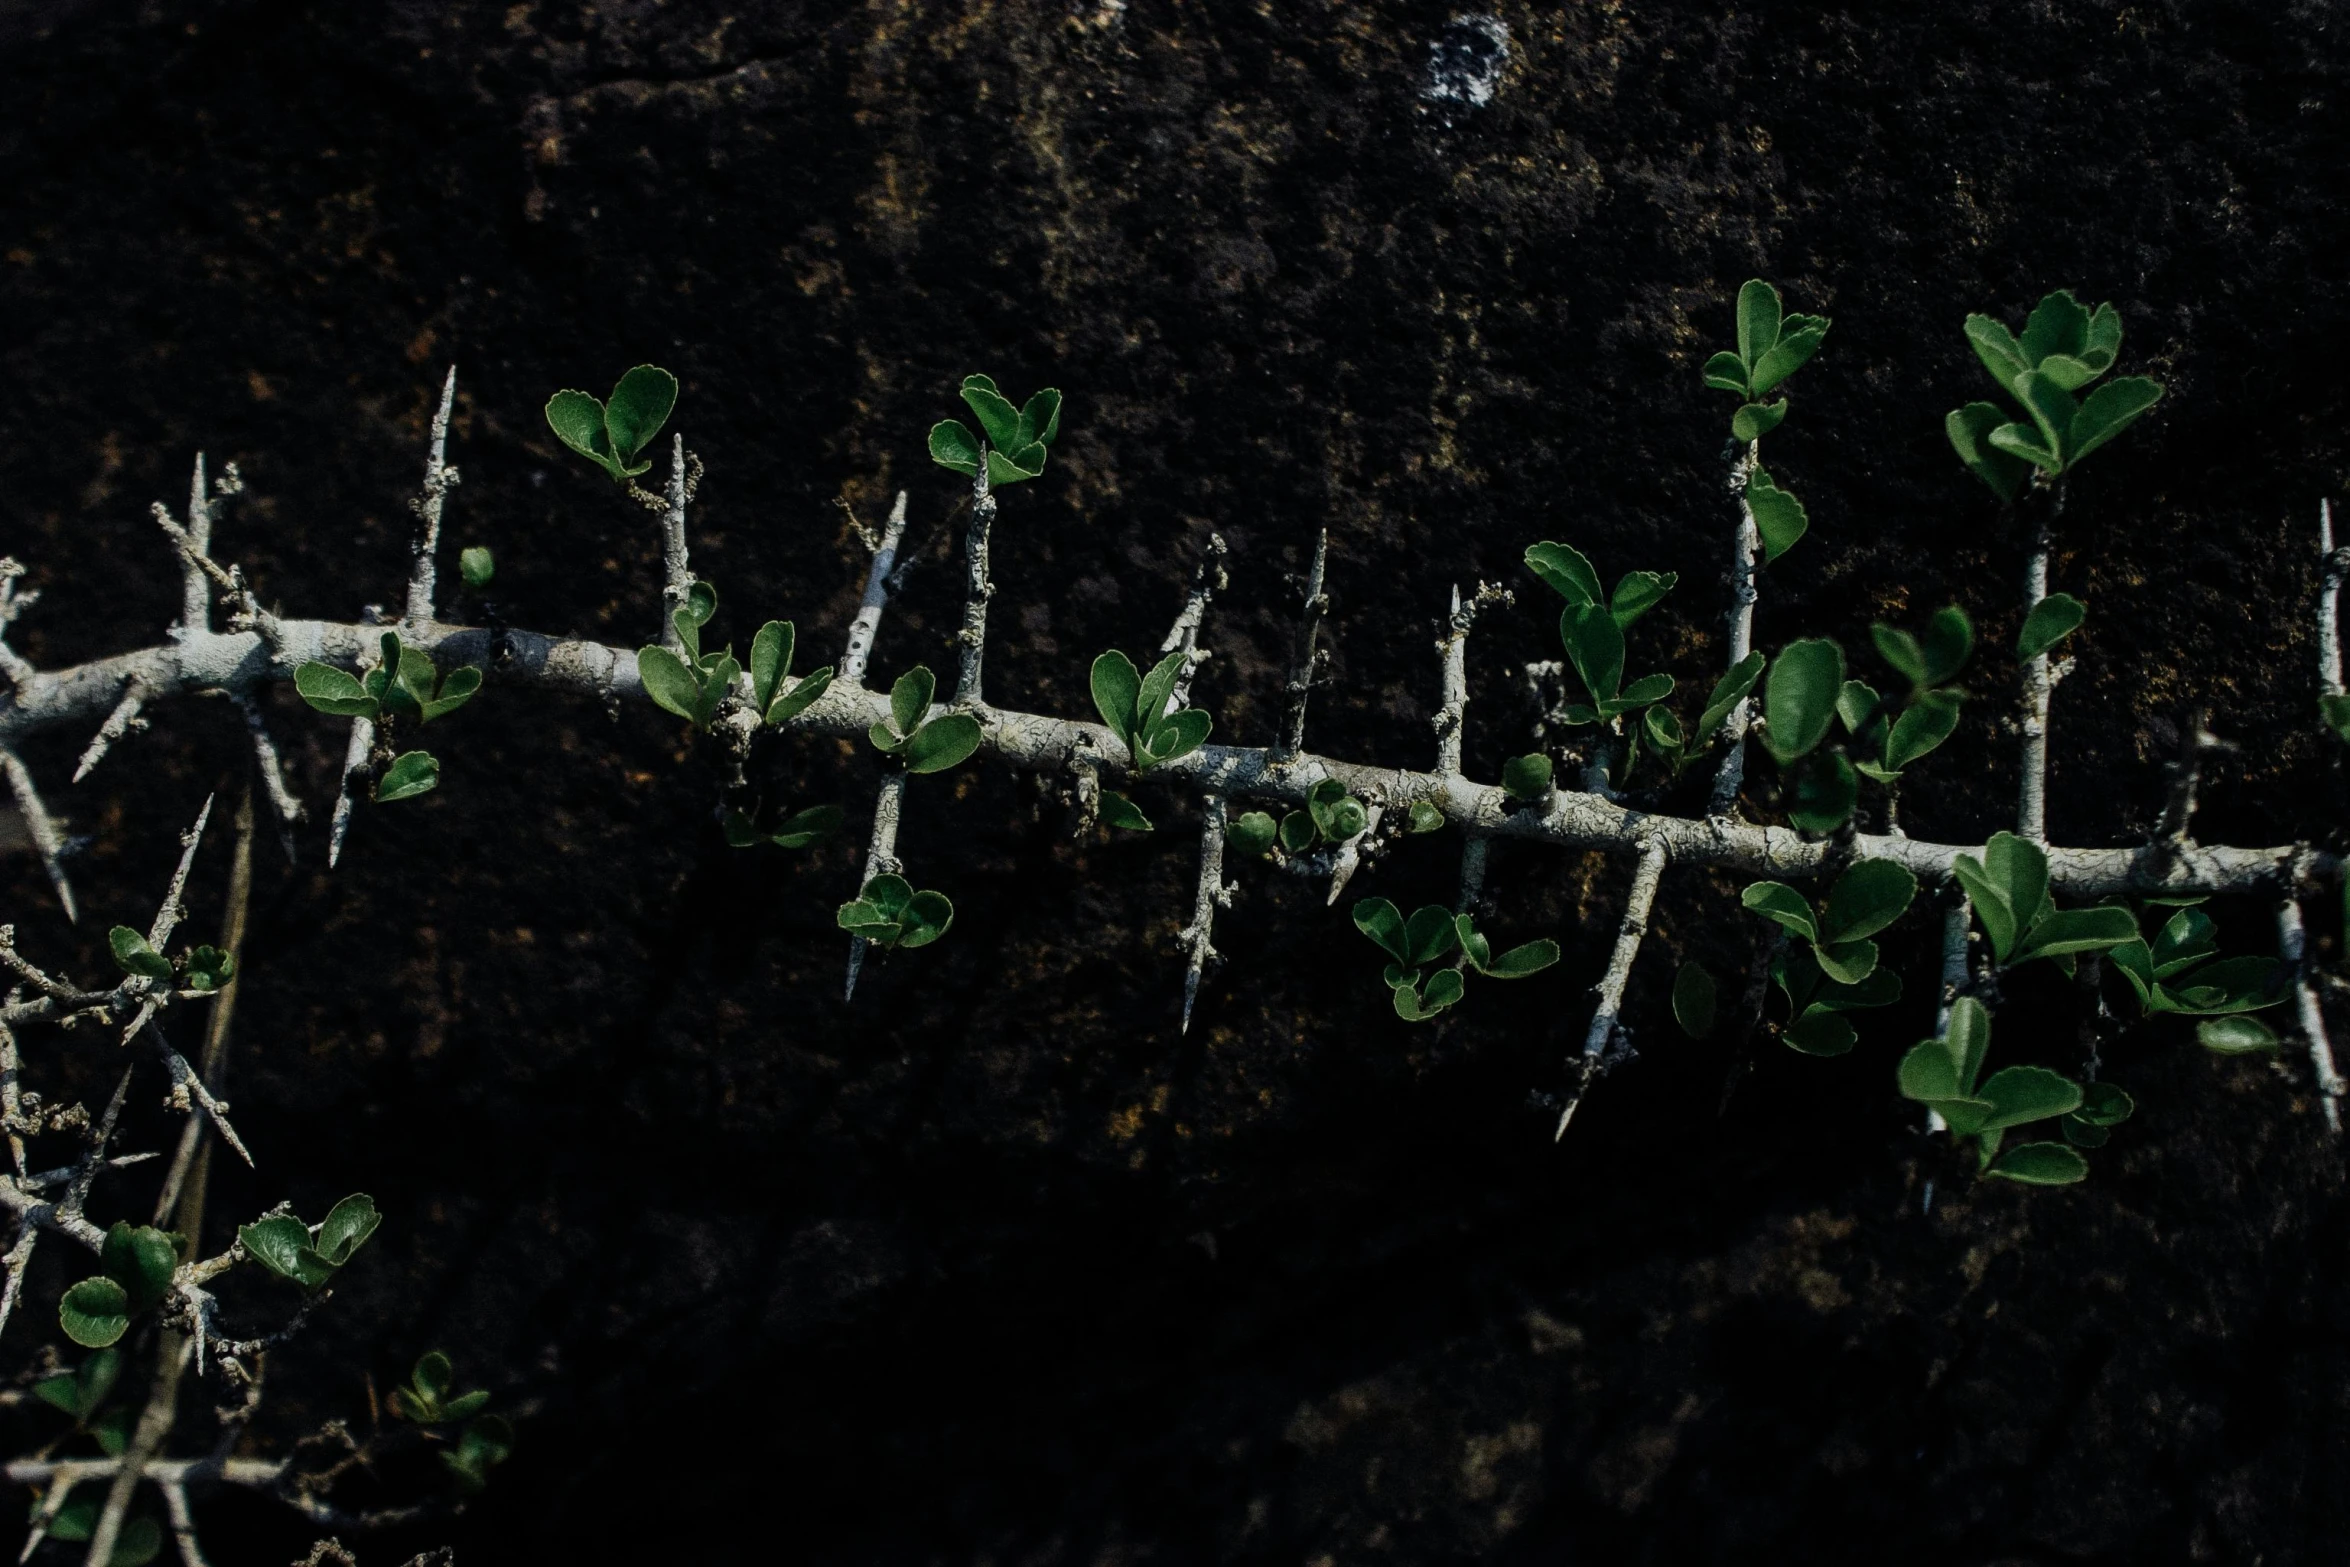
1275;529;1329;761
843;770;907;1002
2017;484;2065;842
1179;800;1226;1034
325;708;374;870
74;678;153;783
658;434;693;655
1;746;77;923
1556;838;1668;1139
2278;892;2344;1133
840;491;910;689
154;790;254;1225
1710;440;1764;815
237;696;303;862
0;559;37;690
2320;498;2344;699
402;367;460;629
180;456;213;634
952;455;998;709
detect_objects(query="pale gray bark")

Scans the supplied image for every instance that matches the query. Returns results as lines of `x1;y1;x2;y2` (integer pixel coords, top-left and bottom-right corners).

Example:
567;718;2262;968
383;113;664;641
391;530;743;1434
1275;528;1329;761
1709;440;1762;815
1556;837;1668;1139
2278;893;2344;1133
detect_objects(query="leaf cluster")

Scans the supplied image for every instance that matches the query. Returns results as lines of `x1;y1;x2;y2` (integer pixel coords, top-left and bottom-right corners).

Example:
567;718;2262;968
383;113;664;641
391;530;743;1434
1702;278;1831;438
391;1350;492;1426
107;926;234;993
1352;898;1558;1022
545;365;678;484
1897;997;2128;1183
295;631;478;802
868;665;983;774
638;581;740;731
1522;542;1676;727
1090;649;1212;771
1953;832;2136;970
929;375;1063;487
1741;860;1918;1055
836;874;953;951
58;1223;182;1349
2107;901;2285;1053
1947;291;2162;500
236;1193;381;1293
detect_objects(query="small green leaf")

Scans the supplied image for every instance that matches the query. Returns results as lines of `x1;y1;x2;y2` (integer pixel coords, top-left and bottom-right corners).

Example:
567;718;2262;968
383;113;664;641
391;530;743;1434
2198;1015;2280;1055
929;419;982;476
1479;938;1559;979
1984;1141;2089;1185
1406;799;1446;834
1946;402;2032;503
1672;961;1717;1038
770;805;844;849
545;389;617;475
604;366;679;466
1735;279;1782;375
1702;350;1751;397
1501;753;1554;805
1403;905;1460;967
101;1223;178;1312
1836;679;1882;736
750;621;794;714
1142;707;1212;768
2065;375;2163;467
1018;388;1063;448
862;875;915;922
2019;593;2086;661
2013;906;2138;964
637;647;704;724
2322;693;2350;743
1278;812;1316;854
1740;882;1818;943
1731;401;1786;442
1099;791;1153;832
1562;603;1626;707
889;666;935;739
1788;751;1857;834
768;666;834;725
898;890;955;949
1609;570;1677;629
59;1278;130;1348
373;751;440;804
1870;625;1928;689
1745;467;1809;563
1963;315;2031;396
961;378;1025;450
904;713;984;774
458;546;494;588
313;1194;381;1267
109;926;173;982
1523;541;1603;605
2074;1080;2136;1127
419;665;481;723
1763;639;1844;762
1819;859;1918;945
1695;652;1767;744
986;446;1047;486
1885;689;1963;771
238;1214;326;1287
1352;898;1409;964
1749;315;1829;397
1784;1010;1858;1056
294;662;377;718
1920;606;1974;684
1090;650;1141;749
1974;1064;2083;1131
1814;939;1879;985
1321;794;1368;841
1228;810;1279;858
1396;967;1466;1022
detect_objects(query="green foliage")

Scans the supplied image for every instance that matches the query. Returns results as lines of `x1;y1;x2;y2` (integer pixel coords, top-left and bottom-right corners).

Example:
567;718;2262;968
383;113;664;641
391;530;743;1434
458;545;495;588
2018;593;2086;661
296;632;481;726
107;926;171;983
391;1350;493;1426
2321;692;2350;744
33;1349;122;1424
867;665;984;774
545;365;678;483
640;580;744;732
2106;903;2283;1021
1744;467;1810;563
1951;832;2137;969
1352;898;1557;1021
58;1223;183;1348
1638;651;1766;779
1897;996;2093;1181
723;802;843;851
1271;778;1369;855
1522;542;1676;726
1948;292;2163;497
1671;961;1717;1039
1227;808;1279;859
1742;860;1919;1049
1702;278;1831;409
238;1194;381;1292
1098;791;1153;832
1501;753;1553;805
929;375;1063;487
749;620;837;727
442;1414;515;1494
836;874;954;950
1406;799;1447;834
1090;649;1212;770
1839;607;1974;786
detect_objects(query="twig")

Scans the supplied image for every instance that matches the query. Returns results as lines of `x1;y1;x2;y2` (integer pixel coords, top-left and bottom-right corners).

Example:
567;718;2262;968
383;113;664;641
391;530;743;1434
840;491;910;690
2320;498;2345;699
1274;529;1329;762
843;771;906;1003
179;455;215;635
2278;890;2344;1134
0;559;37;690
402;368;460;630
159;1480;209;1567
2018;483;2066;842
1556;837;1668;1139
2154;710;2231;850
154;790;255;1225
1178;800;1226;1034
657;435;693;655
86;1332;195;1567
1710;440;1764;815
236;697;304;863
74;677;154;783
953;455;998;709
0;746;77;923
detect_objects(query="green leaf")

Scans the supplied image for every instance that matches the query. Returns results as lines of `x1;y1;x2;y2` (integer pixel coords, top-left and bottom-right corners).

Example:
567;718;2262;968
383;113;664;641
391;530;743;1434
1977;833;2048;962
1321;794;1367;840
1609;570;1677;629
373;751;440;804
2010;370;2079;467
1819;859;1918;945
1404;905;1461;967
1642;704;1685;762
2080;302;2122;375
1885;689;1963;771
1987;420;2061;474
861;875;914;922
2150;907;2218;978
1740;882;1818;942
904;713;984;775
1222;808;1278;859
545;388;617;474
1919;606;1974;685
1563;603;1626;708
1090;650;1141;748
2066;375;2163;467
1784;1010;1858;1056
1870;625;1927;689
961;377;1025;450
1731;400;1786;442
1406;800;1445;834
1278;812;1316;854
770;805;843;849
1523;542;1602;606
1745;467;1809;563
294;662;377;718
929;419;982;476
889;666;935;739
2014;593;2087;663
1815;966;1902;1012
1018;388;1063;448
442;1390;492;1423
313;1194;381;1266
1736;279;1782;375
1836;679;1882;735
2165;955;2282;1015
1963;315;2031;396
2013;905;2138;964
1353;899;1409;964
2075;1081;2135;1127
1788;751;1857;834
59;1276;130;1348
898;890;955;949
1814;939;1879;985
1613;673;1675;712
101;1223;178;1312
1395;967;1466;1022
1702;350;1750;396
1479;938;1559;979
1984;1141;2089;1185
604;366;679;466
986;446;1046;487
419;664;480;723
768;667;834;726
1696;652;1767;743
2018;290;2090;367
1974;1064;2083;1131
1767;634;1842;761
637;647;703;724
750;621;794;714
109;926;173;982
458;546;494;588
1502;753;1553;805
2198;1015;2279;1054
2322;692;2350;743
1134;650;1188;741
1749;315;1829;397
1672;962;1717;1038
1099;791;1153;832
238;1214;328;1287
1946;402;2032;503
1142;708;1211;768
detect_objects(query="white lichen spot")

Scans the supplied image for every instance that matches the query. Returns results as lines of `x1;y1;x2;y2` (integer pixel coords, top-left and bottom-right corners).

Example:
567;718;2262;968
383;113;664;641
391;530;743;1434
1420;16;1512;112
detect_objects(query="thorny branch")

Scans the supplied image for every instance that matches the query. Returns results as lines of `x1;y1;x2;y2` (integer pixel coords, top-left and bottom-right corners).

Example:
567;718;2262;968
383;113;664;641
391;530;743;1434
1709;438;1764;815
1556;837;1669;1139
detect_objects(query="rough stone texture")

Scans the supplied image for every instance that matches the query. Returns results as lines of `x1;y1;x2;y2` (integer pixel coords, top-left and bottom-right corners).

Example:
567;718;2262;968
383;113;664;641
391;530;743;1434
1;2;2346;1561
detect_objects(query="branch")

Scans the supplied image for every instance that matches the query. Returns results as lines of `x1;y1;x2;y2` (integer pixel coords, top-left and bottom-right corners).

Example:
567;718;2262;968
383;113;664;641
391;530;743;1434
1710;439;1764;815
73;677;153;784
839;490;910;691
235;696;304;863
402;368;460;630
2321;498;2345;699
953;455;997;708
0;558;37;690
1274;528;1329;762
657;435;694;655
2018;484;2066;842
843;771;906;1003
1556;836;1668;1139
2153;710;2232;851
1178;800;1226;1034
0;745;77;923
2278;890;2344;1134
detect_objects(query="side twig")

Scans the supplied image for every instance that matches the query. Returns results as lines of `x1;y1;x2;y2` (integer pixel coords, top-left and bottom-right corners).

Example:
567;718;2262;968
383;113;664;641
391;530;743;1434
1556;837;1668;1139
